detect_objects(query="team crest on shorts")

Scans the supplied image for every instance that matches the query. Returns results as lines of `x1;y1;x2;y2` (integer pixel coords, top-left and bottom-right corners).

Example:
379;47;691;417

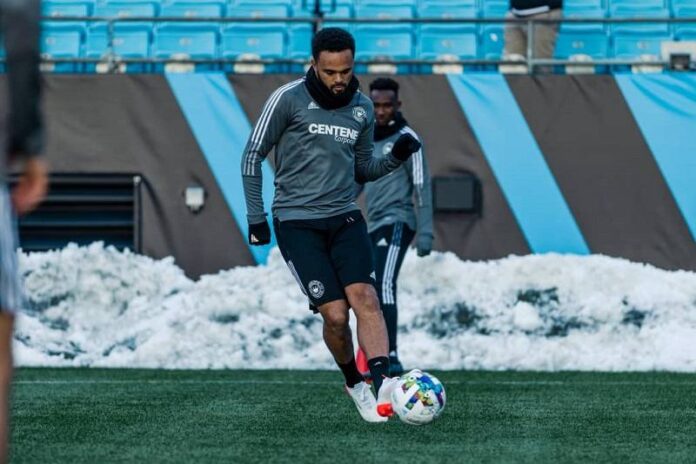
353;106;366;122
308;280;325;299
382;142;394;156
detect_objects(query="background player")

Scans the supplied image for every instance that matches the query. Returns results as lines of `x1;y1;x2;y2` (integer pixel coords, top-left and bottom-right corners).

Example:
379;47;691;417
356;77;433;377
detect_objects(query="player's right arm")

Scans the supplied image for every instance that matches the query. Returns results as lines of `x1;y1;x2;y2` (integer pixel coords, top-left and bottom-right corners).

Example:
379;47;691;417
240;87;293;245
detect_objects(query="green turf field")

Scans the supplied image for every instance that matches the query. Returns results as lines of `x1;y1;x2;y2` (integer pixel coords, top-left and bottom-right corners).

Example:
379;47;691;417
9;368;696;463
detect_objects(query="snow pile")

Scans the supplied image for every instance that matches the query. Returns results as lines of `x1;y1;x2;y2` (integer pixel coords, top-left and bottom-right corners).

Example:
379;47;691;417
13;243;696;371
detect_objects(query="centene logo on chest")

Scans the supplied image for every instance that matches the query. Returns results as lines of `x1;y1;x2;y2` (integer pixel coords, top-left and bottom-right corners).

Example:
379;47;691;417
308;123;359;145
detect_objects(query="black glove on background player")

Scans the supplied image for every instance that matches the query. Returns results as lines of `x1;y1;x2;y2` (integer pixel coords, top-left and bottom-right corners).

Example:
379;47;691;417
248;220;271;246
391;133;421;161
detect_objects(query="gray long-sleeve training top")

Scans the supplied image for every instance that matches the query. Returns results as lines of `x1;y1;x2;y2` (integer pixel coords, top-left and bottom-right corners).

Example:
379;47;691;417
241;78;404;224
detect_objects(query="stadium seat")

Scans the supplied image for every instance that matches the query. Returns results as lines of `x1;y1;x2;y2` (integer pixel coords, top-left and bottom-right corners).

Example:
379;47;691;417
418;3;478;20
419;25;477;73
86;23;151;72
564;0;605;8
354;25;414;73
42;1;92;17
610;5;670;35
220;24;285;72
42;23;85;72
671;0;696;13
562;5;606;32
555;30;609;58
608;0;665;8
288;23;312;70
153;23;219;71
321;3;354;18
481;0;509;17
611;5;670;37
420;0;472;4
355;3;415;20
160;2;224;17
612;32;672;59
94;2;158;18
480;1;508;60
673;6;696;38
419;25;477;58
235;0;292;5
227;3;291;19
360;0;417;5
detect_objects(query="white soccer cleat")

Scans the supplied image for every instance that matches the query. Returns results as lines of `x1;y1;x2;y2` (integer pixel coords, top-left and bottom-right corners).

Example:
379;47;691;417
345;381;388;423
376;376;400;417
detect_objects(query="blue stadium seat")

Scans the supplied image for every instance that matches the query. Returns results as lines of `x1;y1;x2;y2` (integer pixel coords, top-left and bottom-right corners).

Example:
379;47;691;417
227;3;291;19
610;5;670;35
612;32;672;59
42;23;85;72
555;30;609;58
480;0;509;17
235;0;292;4
564;0;605;8
480;1;508;60
355;3;415;19
42;1;92;17
288;23;312;60
220;24;285;72
94;2;157;18
671;0;696;12
354;25;414;72
419;3;477;20
321;3;354;18
420;0;473;4
419;25;477;59
609;0;665;8
153;23;219;70
562;5;606;32
160;2;224;17
673;6;696;39
86;23;151;72
360;0;417;5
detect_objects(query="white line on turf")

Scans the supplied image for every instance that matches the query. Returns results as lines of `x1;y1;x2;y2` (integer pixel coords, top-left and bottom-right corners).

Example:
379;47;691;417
12;380;696;386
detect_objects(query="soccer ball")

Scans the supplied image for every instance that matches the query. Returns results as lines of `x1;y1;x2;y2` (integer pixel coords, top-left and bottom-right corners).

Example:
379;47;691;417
390;369;446;425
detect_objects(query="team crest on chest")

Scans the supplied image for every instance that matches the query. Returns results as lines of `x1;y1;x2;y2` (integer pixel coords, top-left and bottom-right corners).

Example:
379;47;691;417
352;106;367;122
382;142;394;156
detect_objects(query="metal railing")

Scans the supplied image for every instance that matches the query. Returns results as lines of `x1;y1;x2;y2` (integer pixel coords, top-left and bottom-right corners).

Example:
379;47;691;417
37;15;696;73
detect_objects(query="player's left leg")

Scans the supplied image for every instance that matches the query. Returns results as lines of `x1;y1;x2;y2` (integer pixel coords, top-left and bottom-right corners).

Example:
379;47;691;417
327;211;396;401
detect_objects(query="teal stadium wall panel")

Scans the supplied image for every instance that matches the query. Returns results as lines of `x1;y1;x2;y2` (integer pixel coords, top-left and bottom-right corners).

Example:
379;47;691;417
22;74;696;275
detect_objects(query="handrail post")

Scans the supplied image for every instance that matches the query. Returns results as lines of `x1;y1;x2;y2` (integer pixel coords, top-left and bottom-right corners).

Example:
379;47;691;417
106;18;117;73
527;18;534;75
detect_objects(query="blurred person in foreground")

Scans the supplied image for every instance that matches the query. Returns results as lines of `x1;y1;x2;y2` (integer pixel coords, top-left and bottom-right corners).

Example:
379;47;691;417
0;0;47;460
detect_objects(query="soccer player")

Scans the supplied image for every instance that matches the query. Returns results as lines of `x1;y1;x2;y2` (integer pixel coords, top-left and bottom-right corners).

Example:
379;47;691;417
240;28;421;422
0;0;46;460
358;78;433;377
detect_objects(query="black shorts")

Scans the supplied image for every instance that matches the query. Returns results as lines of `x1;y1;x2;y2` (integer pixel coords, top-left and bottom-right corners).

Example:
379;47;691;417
273;210;376;312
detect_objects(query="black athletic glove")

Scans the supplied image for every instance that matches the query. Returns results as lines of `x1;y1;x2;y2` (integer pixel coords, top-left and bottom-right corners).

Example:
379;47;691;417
248;220;271;246
416;235;432;257
391;133;422;161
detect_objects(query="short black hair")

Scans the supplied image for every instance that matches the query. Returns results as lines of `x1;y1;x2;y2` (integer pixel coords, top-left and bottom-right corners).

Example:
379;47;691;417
312;27;355;61
369;77;400;99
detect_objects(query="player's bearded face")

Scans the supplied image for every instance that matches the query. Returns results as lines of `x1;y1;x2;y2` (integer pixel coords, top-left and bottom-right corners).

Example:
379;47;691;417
313;50;354;95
